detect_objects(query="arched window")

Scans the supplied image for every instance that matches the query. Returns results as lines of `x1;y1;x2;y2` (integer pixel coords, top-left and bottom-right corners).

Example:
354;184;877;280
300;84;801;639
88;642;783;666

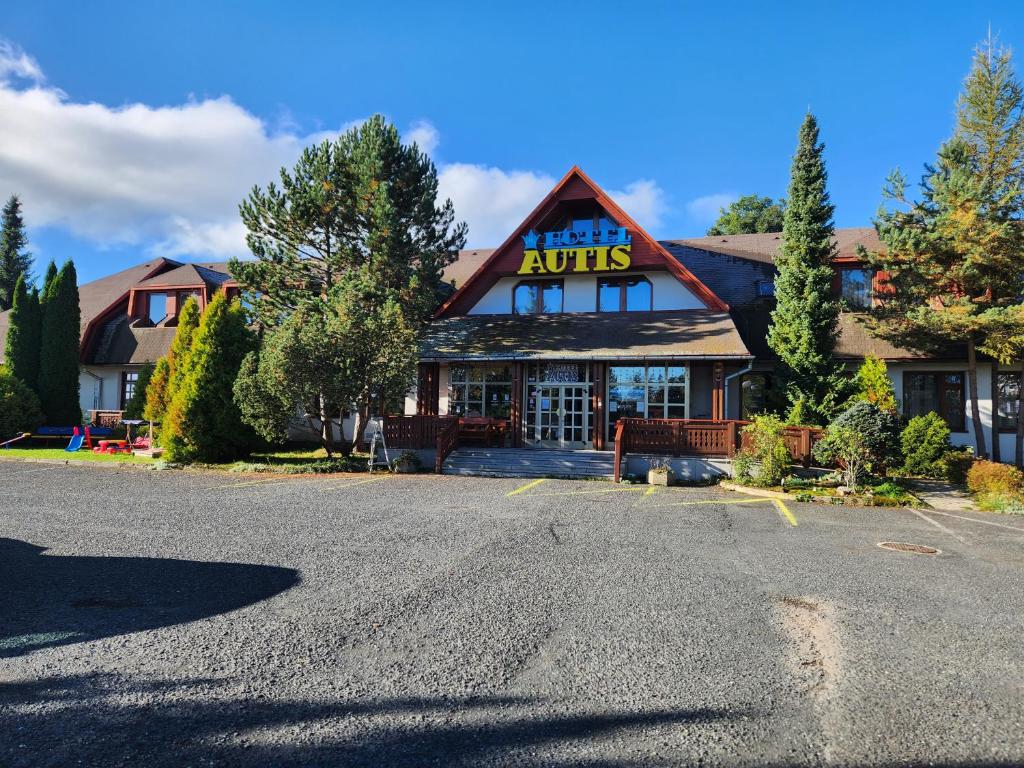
597;276;652;312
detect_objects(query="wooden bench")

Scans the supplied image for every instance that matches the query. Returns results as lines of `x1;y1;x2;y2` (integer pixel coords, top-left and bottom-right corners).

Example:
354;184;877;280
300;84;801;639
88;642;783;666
458;417;508;448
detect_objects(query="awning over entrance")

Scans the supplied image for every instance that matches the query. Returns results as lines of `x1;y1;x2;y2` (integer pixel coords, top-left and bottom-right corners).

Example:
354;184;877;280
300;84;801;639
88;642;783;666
419;310;752;361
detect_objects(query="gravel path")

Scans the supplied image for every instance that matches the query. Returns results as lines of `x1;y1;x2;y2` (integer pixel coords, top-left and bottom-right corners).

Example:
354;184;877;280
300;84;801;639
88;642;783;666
1;462;1023;766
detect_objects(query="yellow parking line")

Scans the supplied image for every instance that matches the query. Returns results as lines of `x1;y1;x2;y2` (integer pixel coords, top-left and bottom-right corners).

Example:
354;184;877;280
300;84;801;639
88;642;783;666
644;485;659;496
527;486;650;498
506;478;547;496
326;475;387;491
773;498;798;527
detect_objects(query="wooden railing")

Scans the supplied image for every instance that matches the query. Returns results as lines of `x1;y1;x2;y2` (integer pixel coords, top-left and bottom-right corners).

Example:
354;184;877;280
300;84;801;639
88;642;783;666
613;418;822;482
435;419;460;474
384;415;457;449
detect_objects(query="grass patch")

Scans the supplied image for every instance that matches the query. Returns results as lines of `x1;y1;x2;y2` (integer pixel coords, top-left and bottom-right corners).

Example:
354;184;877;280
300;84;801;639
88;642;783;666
0;447;154;464
203;446;373;475
975;491;1024;515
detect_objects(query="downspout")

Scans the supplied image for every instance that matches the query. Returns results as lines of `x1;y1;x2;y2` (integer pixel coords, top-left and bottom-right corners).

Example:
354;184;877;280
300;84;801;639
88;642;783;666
723;361;754;421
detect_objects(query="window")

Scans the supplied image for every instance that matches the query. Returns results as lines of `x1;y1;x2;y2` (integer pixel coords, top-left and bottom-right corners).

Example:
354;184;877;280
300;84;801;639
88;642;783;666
997;372;1021;431
148;293;167;324
513;280;563;314
448;364;512;418
121;370;139;409
756;280;775;298
839;268;874;309
607;364;687;440
597;276;652;312
903;372;965;432
740;374;770;419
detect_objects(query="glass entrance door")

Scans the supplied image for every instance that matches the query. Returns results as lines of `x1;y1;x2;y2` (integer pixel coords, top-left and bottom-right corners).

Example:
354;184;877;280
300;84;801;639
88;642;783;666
530;384;590;449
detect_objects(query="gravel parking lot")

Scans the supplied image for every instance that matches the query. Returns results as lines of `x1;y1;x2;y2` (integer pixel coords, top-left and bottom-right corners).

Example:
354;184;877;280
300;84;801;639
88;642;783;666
2;460;1024;767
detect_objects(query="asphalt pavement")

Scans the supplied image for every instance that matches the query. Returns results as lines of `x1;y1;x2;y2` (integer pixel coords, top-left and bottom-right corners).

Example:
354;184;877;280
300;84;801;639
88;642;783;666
1;461;1023;767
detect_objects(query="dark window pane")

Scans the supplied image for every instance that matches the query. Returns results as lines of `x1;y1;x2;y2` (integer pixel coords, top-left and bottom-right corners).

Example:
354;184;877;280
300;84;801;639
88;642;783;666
449;365;467;382
942;374;965;431
598;280;620;312
514;284;536;314
624;278;652;311
904;374;938;418
840;269;873;308
740;375;768;419
998;373;1021;431
541;282;563;313
148;293;167;324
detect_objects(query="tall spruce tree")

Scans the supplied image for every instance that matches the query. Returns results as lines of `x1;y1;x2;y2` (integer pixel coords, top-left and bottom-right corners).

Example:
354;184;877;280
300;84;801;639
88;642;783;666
864;36;1024;459
231;115;467;449
163;294;257;463
767;113;848;424
4;274;41;391
0;195;33;311
37;260;81;425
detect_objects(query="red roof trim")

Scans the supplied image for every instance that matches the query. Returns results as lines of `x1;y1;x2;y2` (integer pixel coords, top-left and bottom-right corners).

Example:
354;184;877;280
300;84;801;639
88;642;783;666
434;166;728;317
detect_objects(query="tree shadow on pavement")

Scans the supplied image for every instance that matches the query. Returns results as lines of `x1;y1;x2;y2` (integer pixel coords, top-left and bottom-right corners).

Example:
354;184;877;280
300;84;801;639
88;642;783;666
0;537;299;657
0;673;737;767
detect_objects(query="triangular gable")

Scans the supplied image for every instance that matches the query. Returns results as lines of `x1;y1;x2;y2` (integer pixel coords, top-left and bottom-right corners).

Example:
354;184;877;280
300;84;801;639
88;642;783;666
435;166;728;317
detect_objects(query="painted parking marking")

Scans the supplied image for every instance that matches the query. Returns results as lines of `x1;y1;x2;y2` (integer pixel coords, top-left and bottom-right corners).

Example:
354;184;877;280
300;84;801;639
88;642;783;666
214;476;296;489
909;508;968;544
923;508;1024;534
523;486;651;498
773;498;798;527
506;478;547;496
325;475;388;491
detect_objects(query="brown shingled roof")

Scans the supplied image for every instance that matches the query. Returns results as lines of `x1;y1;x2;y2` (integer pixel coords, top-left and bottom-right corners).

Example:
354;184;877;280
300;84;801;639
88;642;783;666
420;310;751;361
670;226;882;264
442;249;495;288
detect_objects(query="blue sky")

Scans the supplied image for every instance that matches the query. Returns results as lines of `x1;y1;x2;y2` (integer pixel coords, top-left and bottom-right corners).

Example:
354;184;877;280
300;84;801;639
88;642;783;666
2;1;1022;283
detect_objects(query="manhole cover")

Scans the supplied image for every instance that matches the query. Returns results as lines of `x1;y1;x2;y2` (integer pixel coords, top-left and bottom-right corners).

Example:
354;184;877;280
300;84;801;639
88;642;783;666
877;541;941;555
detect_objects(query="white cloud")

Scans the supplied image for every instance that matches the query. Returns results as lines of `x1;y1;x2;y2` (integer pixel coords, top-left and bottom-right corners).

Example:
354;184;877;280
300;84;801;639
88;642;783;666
0;40;671;258
608;179;667;230
0;40;44;83
405;120;439;155
686;192;737;224
437;164;556;248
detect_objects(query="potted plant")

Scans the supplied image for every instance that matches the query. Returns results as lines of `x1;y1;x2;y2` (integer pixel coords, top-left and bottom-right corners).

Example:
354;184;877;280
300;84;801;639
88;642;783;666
647;457;674;487
392;450;421;474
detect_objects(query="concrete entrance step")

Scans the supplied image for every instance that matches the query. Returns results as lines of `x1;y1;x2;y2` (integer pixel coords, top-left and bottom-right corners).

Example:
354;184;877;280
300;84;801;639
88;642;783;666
443;447;619;479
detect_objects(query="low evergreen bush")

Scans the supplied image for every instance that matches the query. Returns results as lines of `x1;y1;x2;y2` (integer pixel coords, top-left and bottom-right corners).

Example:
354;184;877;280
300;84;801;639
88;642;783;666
966;460;1024;495
0;369;43;438
900;413;952;477
813;400;900;473
735;413;791;486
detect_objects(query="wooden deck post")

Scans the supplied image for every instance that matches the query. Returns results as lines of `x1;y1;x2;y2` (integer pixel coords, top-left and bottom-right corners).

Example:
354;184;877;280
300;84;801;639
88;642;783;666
726;421;737;457
712;362;725;420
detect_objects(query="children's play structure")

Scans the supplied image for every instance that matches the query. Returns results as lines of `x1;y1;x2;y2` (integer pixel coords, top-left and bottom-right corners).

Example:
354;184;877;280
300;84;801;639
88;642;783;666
1;432;30;449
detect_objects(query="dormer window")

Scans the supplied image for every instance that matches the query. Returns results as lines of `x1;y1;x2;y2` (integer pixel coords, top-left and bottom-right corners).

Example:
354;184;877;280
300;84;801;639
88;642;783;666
756;280;775;298
839;268;873;308
148;293;167;324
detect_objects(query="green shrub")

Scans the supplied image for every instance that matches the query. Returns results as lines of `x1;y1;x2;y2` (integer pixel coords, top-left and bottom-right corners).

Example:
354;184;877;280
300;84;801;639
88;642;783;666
966;460;1024;495
871;480;905;497
935;447;974;484
813;400;900;473
852;354;898;413
818;425;872;490
975;492;1024;515
736;413;791;486
0;370;43;438
900;413;952;477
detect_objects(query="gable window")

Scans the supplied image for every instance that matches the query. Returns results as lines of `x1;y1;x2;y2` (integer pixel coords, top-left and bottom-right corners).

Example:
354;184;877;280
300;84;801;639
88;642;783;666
513;280;563;314
997;372;1021;431
598;276;652;312
903;372;965;432
148;293;167;324
839;268;874;309
121;370;139;409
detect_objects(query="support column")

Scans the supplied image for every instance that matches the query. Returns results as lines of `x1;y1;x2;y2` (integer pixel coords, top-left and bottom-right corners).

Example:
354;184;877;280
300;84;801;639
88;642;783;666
712;361;725;421
592;361;606;451
511;362;525;448
416;363;439;416
992;362;1002;463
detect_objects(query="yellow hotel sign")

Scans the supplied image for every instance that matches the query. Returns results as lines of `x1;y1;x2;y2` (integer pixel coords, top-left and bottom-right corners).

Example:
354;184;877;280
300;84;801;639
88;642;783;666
517;227;632;275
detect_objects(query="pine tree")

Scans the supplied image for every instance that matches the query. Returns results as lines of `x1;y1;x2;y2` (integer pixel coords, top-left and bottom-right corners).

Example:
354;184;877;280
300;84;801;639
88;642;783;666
144;297;200;424
0;195;33;311
707;195;785;235
231;115;467;449
767;113;849;425
3;275;41;390
865;36;1024;459
852;354;898;413
37;260;81;425
164;294;257;463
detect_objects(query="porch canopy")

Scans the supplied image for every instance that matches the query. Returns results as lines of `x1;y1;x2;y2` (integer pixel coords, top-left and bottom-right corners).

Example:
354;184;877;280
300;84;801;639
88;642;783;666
419;309;752;362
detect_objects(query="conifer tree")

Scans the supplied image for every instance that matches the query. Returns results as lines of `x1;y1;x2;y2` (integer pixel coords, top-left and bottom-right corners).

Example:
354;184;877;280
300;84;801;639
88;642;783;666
852;354;898;414
0;195;33;311
144;297;200;424
41;261;57;299
3;274;41;391
37;260;81;425
163;294;257;462
767;113;848;424
864;36;1024;458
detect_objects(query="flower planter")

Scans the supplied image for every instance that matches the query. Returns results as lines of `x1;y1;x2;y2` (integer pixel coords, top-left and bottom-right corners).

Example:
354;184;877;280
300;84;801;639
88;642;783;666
394;459;418;474
648;469;674;486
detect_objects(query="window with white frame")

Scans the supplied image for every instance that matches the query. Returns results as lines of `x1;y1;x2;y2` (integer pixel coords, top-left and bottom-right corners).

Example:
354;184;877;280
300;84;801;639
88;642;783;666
448;364;512;418
607;364;686;440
